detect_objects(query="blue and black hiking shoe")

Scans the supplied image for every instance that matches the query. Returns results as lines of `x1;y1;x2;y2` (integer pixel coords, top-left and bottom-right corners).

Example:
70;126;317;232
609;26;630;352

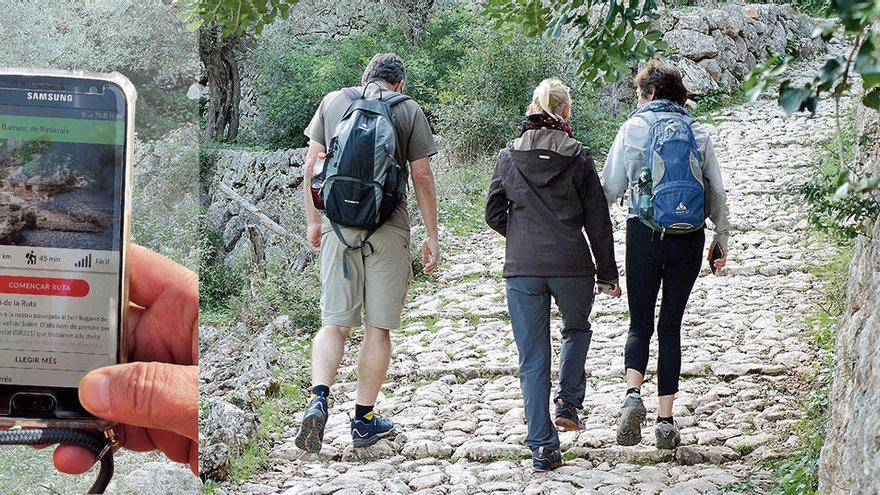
350;413;395;447
294;395;329;453
532;446;563;472
617;391;647;446
554;398;585;432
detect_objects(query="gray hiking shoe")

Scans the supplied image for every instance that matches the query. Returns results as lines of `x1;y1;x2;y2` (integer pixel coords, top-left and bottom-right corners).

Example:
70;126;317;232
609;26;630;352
616;392;647;446
655;420;681;450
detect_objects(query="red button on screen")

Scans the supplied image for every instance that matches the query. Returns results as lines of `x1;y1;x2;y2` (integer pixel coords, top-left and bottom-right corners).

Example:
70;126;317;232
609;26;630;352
0;276;90;297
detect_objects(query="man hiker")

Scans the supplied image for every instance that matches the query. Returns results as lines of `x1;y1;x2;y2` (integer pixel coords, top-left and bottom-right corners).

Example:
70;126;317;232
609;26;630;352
295;53;440;452
485;78;620;471
603;60;730;449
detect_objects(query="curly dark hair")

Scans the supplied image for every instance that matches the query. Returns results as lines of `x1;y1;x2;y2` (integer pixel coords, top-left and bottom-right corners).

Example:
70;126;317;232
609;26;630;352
362;53;406;86
634;60;689;106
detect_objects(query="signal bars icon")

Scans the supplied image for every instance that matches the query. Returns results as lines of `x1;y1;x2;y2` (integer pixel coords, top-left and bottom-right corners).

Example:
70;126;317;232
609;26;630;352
75;254;92;268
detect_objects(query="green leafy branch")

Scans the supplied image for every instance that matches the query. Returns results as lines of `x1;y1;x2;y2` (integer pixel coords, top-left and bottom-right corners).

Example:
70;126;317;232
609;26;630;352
177;0;298;37
482;0;667;87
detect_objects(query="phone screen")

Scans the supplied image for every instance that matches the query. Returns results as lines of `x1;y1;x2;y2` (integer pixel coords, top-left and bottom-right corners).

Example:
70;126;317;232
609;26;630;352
0;74;127;417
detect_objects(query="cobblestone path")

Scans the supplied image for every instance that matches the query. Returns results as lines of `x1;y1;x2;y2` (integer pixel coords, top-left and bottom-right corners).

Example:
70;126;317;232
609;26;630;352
247;51;853;495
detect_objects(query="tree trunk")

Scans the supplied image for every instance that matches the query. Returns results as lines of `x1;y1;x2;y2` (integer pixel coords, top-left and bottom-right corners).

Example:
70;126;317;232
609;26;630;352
389;0;435;43
199;23;242;142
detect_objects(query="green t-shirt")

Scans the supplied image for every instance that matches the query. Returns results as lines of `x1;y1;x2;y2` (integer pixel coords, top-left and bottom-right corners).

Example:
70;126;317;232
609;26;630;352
304;84;437;233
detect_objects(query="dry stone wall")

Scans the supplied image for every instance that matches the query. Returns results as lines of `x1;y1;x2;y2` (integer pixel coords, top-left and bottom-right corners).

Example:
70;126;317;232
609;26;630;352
654;3;824;95
819;115;880;495
206;147;309;268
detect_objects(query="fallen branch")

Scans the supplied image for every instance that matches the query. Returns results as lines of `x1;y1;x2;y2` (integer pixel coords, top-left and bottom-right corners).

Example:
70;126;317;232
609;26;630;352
216;181;312;270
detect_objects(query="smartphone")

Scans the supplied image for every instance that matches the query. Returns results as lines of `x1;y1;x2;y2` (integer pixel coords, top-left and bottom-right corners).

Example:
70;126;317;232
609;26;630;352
0;69;134;430
709;244;724;274
597;280;617;293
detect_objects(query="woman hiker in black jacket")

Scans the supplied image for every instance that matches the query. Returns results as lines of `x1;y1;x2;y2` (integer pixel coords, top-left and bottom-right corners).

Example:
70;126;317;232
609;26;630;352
485;79;621;472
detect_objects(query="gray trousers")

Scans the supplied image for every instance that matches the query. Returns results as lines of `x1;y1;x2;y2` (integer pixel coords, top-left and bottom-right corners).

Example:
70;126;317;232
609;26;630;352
505;276;595;451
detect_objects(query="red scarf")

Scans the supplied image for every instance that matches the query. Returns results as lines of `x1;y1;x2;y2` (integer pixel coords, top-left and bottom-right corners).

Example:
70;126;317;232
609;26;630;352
521;112;574;137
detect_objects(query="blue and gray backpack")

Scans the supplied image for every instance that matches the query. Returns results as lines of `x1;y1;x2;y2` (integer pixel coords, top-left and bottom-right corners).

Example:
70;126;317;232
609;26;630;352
631;100;705;237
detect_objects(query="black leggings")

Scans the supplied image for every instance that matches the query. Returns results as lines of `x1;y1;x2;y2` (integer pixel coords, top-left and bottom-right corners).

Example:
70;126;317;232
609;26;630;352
624;218;704;396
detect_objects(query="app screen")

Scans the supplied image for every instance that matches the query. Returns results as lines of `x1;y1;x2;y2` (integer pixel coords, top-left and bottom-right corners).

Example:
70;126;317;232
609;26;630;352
0;81;125;388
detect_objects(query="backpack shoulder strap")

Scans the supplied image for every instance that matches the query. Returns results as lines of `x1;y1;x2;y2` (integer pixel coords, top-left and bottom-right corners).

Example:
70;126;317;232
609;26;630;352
382;93;411;107
342;87;362;101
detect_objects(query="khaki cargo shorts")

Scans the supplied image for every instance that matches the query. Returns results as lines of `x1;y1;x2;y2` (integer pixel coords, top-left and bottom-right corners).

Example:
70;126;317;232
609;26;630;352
319;223;413;330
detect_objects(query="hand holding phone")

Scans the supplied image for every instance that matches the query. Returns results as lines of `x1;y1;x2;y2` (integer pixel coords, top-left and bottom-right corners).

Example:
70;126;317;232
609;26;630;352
708;244;726;274
53;246;199;475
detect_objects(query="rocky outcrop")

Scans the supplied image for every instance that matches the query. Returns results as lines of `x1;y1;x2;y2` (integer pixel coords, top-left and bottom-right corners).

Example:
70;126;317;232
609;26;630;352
199;317;293;480
205;147;310;269
819;116;880;494
656;3;824;95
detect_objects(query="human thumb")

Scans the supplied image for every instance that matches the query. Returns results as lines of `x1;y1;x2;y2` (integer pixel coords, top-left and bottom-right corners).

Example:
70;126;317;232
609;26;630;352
79;362;198;441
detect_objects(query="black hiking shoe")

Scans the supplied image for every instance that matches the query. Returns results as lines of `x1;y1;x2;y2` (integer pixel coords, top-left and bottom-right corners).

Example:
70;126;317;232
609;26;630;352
532;446;563;472
351;414;395;447
294;395;329;453
616;391;647;446
554;398;585;432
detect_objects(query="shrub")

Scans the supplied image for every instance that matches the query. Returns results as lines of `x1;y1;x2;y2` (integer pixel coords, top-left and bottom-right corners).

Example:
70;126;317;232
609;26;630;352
794;0;832;18
131;126;200;269
798;112;880;242
136;86;197;142
198;226;245;315
237;256;322;331
239;5;618;157
241;5;466;148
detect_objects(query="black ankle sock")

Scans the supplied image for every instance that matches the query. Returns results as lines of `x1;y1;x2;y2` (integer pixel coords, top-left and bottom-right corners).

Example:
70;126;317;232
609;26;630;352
355;404;374;421
626;387;641;396
657;416;674;424
312;385;330;398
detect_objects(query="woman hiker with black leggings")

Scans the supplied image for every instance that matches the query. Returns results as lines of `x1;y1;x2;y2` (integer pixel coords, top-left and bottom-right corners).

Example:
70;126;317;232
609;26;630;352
486;79;621;471
602;61;731;449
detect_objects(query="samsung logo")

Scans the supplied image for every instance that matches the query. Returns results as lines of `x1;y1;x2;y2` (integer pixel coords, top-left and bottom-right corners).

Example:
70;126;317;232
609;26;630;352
26;92;73;102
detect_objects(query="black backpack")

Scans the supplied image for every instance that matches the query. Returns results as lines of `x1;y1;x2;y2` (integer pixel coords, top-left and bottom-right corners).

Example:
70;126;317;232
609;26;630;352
311;84;410;275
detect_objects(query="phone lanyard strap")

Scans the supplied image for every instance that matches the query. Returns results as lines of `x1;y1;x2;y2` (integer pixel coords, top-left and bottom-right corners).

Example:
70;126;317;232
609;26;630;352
0;427;114;493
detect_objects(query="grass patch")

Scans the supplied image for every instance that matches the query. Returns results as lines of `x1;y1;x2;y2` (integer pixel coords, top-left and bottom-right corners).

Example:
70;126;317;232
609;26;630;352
721;477;756;493
734;444;756;456
770;244;851;494
225;334;312;483
227;443;269;482
692;86;749;123
479;452;531;463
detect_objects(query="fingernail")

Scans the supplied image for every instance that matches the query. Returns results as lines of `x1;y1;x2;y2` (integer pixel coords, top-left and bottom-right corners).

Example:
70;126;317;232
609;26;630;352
79;372;111;416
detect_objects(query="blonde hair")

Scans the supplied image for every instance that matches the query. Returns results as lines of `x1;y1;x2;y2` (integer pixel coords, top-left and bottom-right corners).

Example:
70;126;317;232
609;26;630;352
528;78;572;121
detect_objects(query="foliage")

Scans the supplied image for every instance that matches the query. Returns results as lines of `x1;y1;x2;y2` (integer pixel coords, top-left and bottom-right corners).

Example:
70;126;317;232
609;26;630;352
244;6;625;156
691;86;749;121
198;226;245;318
237;257;322;330
482;0;667;88
179;0;297;36
241;6;473;148
795;0;833;18
433;17;575;159
137;86;198;142
132;126;201;269
798;111;880;241
0;1;198;86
